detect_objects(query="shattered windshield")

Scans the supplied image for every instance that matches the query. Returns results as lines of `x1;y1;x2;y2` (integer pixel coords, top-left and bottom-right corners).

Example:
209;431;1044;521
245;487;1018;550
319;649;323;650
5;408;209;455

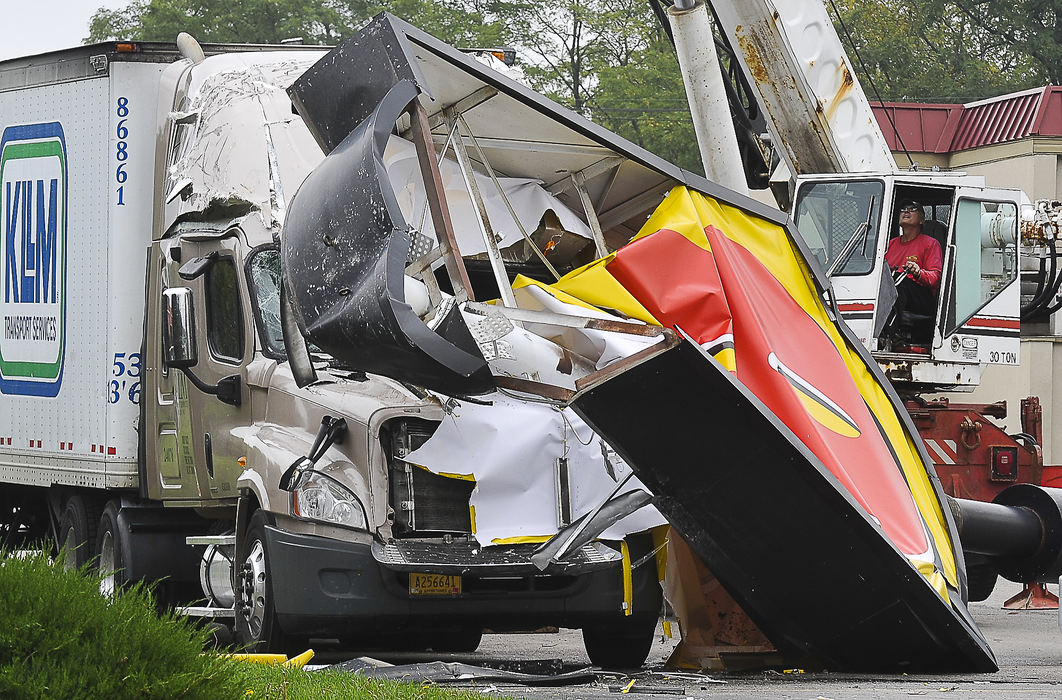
248;246;328;362
247;247;285;357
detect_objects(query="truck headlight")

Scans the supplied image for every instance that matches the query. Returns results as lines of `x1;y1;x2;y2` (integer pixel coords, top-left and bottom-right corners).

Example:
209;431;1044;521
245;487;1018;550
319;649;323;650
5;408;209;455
291;471;368;530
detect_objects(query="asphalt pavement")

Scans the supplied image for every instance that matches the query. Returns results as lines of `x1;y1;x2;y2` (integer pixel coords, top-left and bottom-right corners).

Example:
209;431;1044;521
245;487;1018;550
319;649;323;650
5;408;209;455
319;579;1062;698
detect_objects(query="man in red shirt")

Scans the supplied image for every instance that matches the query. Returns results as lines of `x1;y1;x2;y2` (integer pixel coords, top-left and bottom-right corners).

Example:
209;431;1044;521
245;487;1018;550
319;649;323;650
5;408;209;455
885;200;943;320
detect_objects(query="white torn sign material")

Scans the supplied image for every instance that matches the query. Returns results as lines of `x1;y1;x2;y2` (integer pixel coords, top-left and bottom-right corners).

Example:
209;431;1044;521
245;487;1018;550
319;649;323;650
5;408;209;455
405;391;666;546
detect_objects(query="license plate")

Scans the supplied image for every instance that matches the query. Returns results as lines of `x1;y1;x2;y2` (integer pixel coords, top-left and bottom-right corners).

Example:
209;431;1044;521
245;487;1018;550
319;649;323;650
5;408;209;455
409;572;462;596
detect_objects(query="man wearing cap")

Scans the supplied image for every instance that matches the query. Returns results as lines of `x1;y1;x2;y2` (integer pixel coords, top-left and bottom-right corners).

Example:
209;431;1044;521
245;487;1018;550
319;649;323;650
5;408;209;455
885;200;943;321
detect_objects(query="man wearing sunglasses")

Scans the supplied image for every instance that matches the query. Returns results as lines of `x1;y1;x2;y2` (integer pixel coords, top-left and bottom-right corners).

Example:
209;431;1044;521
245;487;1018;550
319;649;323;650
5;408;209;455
885;200;944;325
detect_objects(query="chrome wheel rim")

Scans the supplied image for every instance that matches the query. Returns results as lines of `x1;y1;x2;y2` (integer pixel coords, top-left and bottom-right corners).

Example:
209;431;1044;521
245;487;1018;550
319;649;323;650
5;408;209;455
98;529;116;596
243;539;268;639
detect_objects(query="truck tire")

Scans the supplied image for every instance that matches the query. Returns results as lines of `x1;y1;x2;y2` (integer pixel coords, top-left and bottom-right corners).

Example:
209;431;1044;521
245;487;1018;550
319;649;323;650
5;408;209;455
96;501;129;596
234;510;297;653
966;564;998;603
433;628;483;653
582;614;657;669
57;494;101;569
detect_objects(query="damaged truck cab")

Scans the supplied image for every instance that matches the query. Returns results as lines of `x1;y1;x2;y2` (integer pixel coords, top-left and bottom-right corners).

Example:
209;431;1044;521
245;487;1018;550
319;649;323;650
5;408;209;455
0;31;662;666
138;36;665;661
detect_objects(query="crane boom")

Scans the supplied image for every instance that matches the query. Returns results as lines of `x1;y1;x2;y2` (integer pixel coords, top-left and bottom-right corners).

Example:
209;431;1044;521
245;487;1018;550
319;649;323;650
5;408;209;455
693;0;897;175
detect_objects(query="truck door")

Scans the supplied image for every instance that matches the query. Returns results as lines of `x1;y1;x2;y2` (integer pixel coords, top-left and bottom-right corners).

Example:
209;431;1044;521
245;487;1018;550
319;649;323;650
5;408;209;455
179;233;255;500
144;240;203;501
144;230;255;502
933;188;1021;367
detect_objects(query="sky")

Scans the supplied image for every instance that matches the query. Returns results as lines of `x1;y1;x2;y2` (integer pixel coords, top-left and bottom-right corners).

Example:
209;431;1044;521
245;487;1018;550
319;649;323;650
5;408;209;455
0;0;130;62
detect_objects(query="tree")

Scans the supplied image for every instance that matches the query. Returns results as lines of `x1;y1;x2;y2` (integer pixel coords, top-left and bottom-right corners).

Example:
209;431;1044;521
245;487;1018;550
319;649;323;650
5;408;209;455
950;0;1062;85
831;0;1051;102
493;0;602;114
587;4;700;172
86;0;502;47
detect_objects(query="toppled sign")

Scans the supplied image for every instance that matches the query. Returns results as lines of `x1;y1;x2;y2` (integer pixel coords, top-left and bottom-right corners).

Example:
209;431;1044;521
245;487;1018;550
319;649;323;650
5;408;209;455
281;14;996;671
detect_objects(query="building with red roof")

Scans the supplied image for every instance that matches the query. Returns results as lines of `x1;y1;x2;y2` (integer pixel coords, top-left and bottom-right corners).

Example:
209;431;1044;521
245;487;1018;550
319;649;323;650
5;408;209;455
871;86;1062;200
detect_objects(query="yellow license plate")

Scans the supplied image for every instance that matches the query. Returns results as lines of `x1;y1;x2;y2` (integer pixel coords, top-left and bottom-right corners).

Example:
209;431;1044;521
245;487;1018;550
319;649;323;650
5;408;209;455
409;573;462;596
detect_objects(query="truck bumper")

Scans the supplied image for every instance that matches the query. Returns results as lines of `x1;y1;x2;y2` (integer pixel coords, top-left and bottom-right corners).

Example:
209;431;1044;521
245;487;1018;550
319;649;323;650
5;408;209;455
263;524;661;639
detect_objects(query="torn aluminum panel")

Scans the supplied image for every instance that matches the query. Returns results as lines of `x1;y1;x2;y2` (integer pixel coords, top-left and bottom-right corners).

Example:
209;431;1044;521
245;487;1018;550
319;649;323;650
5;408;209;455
282;78;494;397
162;51;325;236
403;392;666;547
282;12;788;396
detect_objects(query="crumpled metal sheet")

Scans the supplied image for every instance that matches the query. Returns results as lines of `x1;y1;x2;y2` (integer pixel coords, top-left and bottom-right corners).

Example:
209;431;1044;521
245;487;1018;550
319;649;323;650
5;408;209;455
163;52;324;234
327;658;596;685
282;79;493;396
404;391;666;546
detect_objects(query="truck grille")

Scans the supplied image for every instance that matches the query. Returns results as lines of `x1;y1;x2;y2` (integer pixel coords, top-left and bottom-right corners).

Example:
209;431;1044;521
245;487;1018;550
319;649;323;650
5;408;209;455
371;539;620;576
387;418;474;536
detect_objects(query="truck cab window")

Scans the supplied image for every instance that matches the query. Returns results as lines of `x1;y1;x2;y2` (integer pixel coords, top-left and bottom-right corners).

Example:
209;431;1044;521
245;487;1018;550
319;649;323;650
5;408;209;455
206;257;245;362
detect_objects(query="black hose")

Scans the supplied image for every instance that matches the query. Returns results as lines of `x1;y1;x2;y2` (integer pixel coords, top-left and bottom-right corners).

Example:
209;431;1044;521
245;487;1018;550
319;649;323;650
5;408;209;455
1035;249;1062;317
1024;239;1061;319
1022;243;1054;316
1008;432;1040;451
1020;254;1047;316
1039;288;1062;317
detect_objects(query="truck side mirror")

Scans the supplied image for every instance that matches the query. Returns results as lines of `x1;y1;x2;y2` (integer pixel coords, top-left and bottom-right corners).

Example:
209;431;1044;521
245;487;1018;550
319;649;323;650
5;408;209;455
161;287;242;407
178;252;217;281
162;287;198;369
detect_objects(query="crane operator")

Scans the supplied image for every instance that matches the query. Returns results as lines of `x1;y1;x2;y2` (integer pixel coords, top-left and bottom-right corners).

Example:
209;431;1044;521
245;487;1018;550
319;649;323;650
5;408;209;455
885;200;943;323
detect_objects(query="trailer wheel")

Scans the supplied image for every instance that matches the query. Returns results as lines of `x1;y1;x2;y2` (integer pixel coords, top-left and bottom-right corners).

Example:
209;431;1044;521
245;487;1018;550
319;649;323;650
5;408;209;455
57;494;101;569
97;501;129;596
582;614;657;669
234;510;296;653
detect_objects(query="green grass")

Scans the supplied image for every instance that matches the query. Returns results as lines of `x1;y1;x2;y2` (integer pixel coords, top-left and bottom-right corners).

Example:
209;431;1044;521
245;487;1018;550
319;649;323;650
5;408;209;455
0;549;243;699
0;550;504;699
239;664;505;699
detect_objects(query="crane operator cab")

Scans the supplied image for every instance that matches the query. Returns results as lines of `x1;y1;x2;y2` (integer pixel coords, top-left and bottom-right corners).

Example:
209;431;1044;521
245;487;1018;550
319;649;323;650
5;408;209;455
792;173;1022;392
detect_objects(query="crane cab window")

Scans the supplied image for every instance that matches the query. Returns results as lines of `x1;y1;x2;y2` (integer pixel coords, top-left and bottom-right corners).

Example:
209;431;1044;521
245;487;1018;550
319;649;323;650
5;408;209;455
945;199;1018;333
205;257;245;363
793;180;884;275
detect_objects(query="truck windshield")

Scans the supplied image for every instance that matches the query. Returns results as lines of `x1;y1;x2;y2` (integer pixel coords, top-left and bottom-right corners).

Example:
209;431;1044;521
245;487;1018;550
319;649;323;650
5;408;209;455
793;181;884;276
247;248;285;357
247;247;329;362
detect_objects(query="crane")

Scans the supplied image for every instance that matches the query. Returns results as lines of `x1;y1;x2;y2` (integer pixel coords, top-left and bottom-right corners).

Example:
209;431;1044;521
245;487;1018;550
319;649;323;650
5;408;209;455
659;0;1060;606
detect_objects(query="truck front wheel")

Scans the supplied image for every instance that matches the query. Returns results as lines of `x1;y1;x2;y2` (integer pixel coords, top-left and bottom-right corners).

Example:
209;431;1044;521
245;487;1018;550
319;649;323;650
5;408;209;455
582;614;657;669
234;510;296;653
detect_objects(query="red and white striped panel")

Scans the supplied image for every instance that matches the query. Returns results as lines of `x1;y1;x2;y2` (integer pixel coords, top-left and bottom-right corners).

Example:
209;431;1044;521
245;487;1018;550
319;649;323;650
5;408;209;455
923;438;959;465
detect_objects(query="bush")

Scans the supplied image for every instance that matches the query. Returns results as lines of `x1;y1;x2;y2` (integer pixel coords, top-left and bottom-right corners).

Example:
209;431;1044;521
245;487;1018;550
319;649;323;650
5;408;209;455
0;550;245;699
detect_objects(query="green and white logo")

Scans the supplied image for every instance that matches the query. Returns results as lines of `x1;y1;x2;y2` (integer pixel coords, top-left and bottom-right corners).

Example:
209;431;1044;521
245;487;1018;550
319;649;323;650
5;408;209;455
0;122;67;397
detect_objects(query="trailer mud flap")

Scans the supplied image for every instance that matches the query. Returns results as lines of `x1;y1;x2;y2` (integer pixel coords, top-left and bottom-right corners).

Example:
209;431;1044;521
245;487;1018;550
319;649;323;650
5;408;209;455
571;335;997;672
